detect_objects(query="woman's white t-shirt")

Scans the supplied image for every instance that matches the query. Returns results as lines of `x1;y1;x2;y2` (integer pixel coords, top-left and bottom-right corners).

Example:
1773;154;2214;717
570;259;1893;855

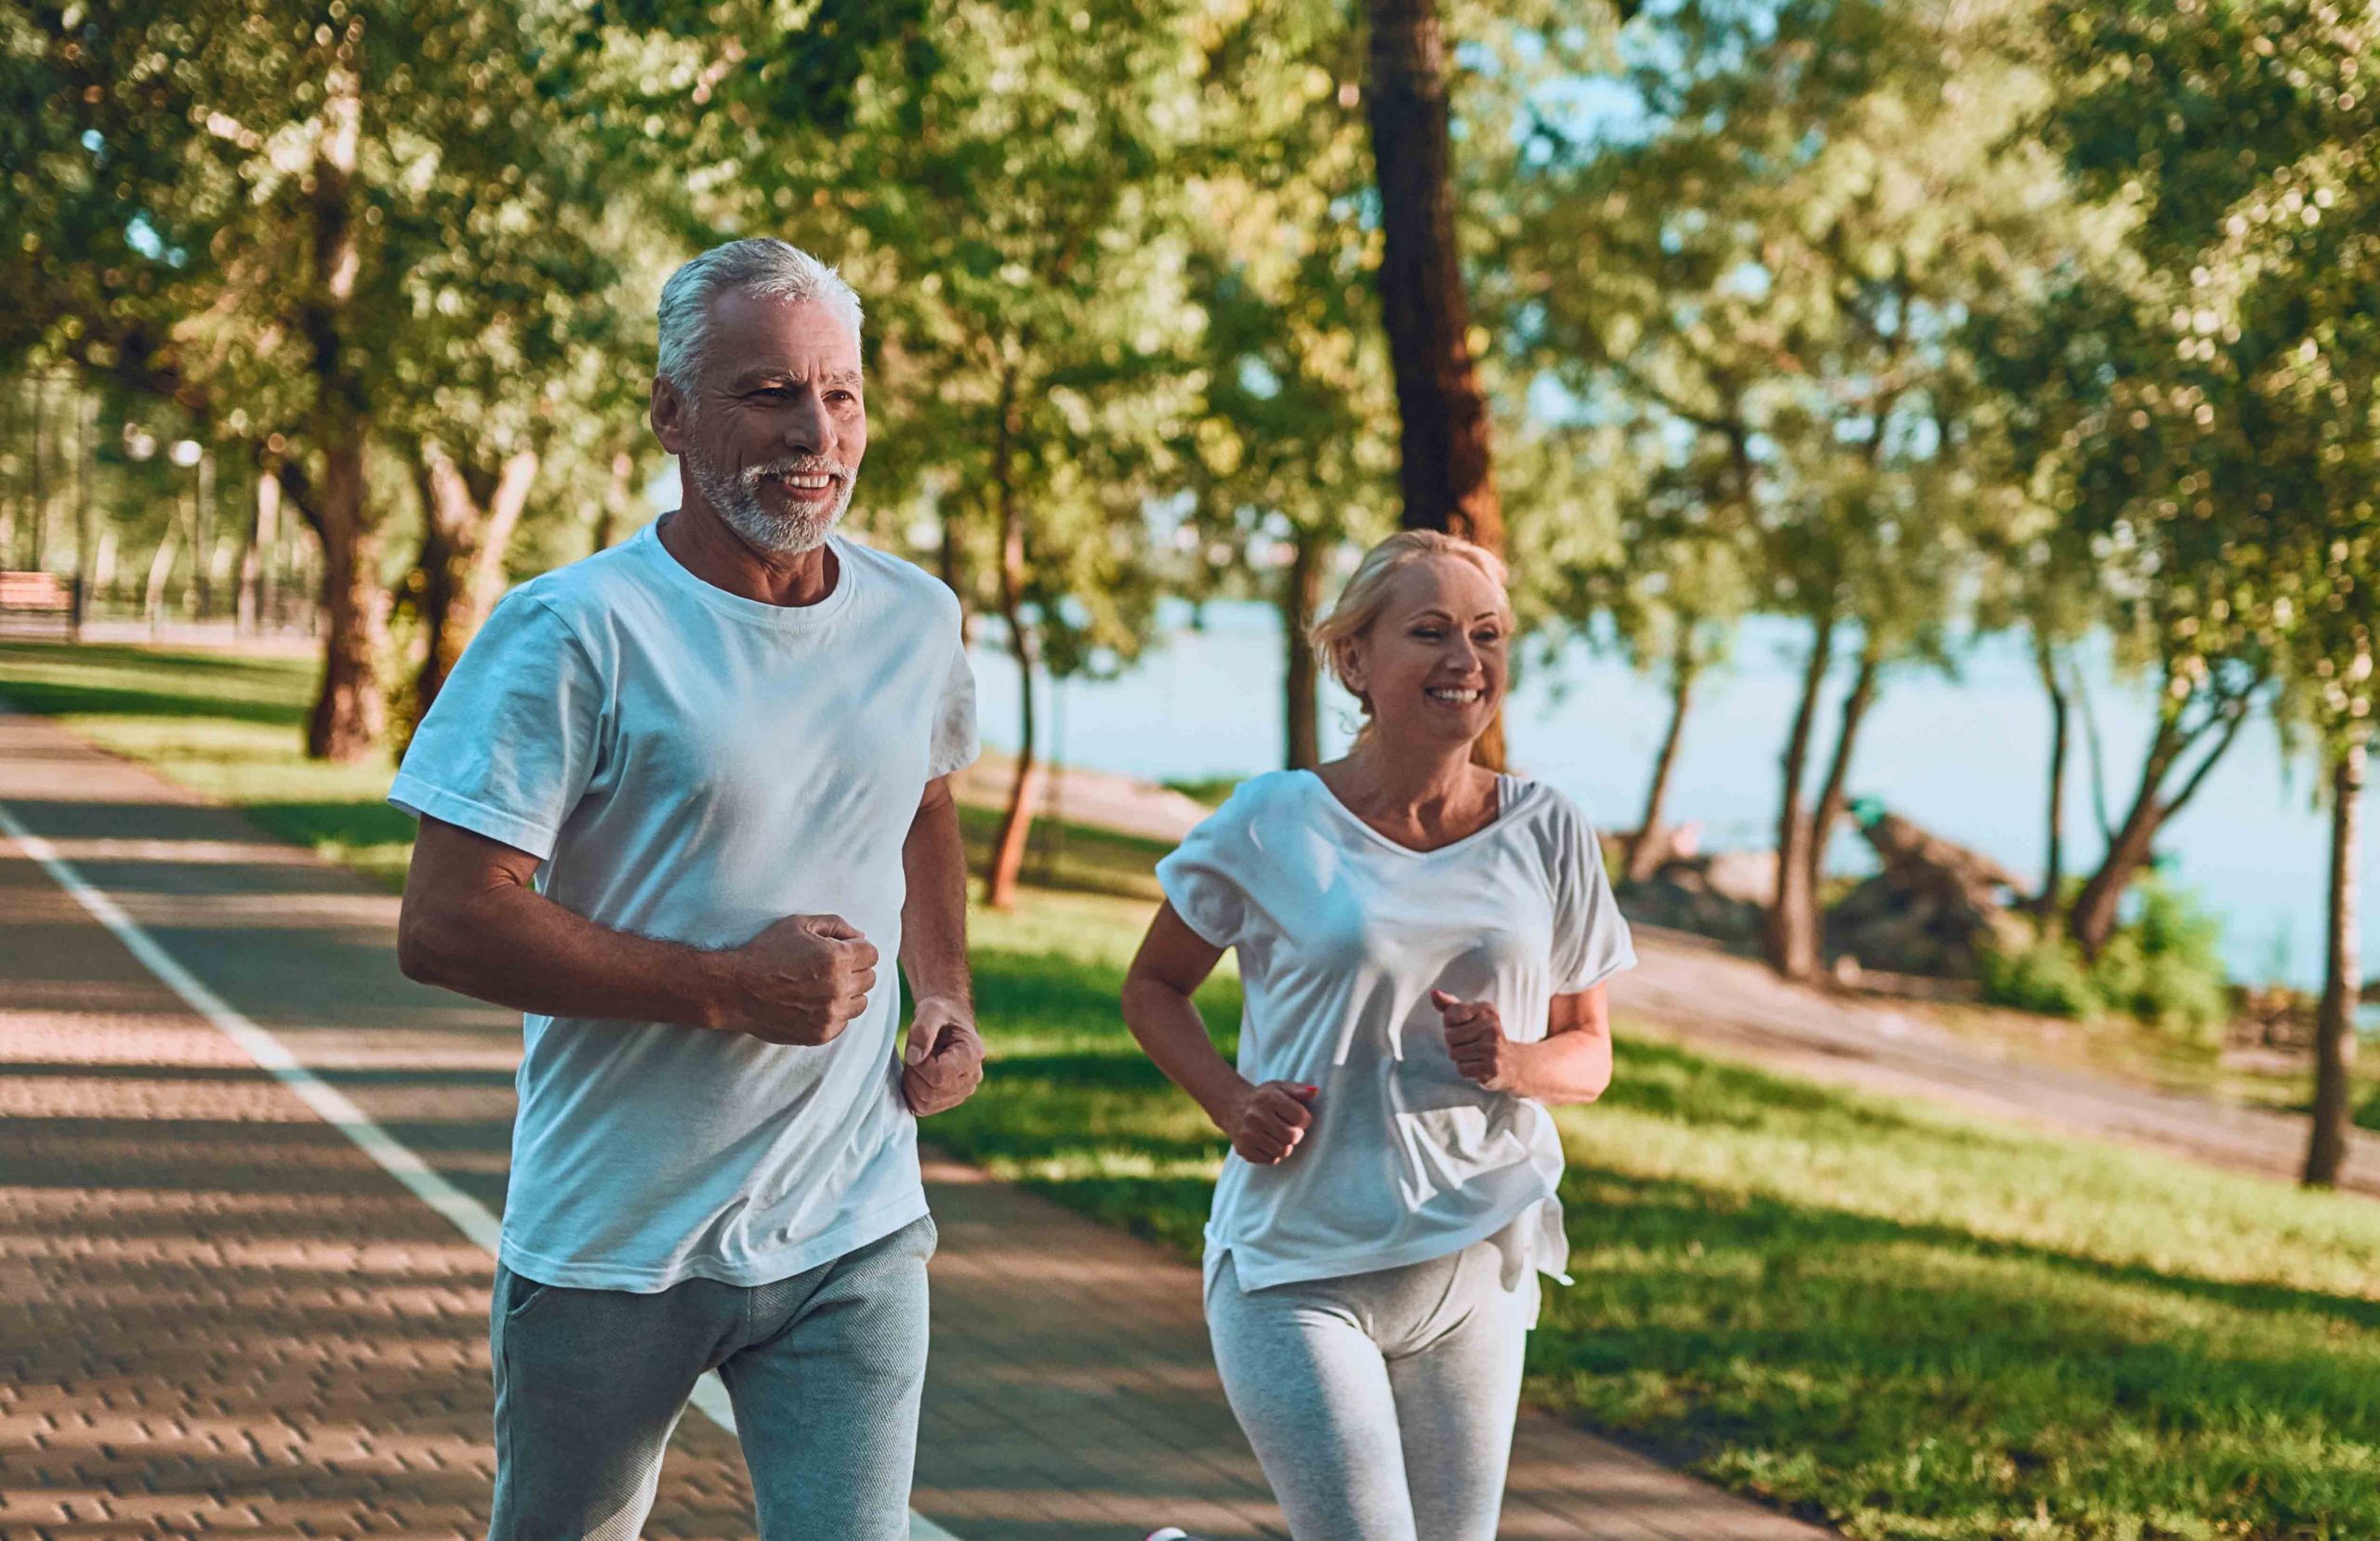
1157;769;1634;1296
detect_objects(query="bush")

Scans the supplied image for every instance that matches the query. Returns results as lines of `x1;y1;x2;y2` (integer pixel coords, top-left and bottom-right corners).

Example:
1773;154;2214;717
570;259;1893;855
1161;774;1243;808
1978;879;2230;1040
1979;935;2102;1019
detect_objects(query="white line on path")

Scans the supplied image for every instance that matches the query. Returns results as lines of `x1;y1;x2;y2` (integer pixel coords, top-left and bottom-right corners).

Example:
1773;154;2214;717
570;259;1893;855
0;799;965;1541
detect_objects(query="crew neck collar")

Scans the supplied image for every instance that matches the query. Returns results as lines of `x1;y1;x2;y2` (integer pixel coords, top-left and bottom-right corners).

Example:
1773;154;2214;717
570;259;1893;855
635;519;861;630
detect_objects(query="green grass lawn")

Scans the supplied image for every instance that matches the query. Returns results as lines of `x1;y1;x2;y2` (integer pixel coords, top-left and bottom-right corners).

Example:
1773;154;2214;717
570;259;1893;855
7;639;2380;1540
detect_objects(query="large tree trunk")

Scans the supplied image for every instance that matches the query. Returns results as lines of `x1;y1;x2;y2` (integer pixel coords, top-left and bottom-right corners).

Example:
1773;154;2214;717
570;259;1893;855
1766;612;1835;981
1283;529;1327;770
2305;737;2364;1189
2035;636;2070;919
1364;0;1503;770
300;21;383;762
307;438;387;760
410;444;536;730
985;373;1038;912
1625;634;1699;884
1805;649;1882;905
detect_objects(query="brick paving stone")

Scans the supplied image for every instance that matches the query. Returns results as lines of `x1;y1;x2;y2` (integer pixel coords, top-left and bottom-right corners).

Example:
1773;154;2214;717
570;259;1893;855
0;705;1833;1540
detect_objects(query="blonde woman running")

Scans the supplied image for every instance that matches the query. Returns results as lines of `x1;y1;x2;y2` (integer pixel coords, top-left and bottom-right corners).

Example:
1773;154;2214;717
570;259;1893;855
1124;531;1635;1541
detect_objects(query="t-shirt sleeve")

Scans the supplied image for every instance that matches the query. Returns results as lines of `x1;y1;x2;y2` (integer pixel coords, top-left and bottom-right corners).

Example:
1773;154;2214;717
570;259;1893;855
928;632;980;780
387;592;605;862
1154;797;1252;950
1552;803;1636;994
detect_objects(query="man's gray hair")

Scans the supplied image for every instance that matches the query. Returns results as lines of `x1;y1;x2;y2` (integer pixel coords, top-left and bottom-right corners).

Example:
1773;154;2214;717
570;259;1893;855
655;238;865;397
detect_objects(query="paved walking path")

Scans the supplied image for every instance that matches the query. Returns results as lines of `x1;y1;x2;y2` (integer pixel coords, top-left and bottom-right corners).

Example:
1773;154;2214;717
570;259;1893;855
0;706;1827;1540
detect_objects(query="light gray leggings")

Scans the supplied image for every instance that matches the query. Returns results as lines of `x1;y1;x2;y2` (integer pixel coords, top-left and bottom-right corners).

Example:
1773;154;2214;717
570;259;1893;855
486;1214;934;1541
1206;1233;1535;1541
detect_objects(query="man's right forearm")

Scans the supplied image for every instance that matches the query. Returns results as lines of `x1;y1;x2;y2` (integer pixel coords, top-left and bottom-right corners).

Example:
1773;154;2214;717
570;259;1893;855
401;879;744;1029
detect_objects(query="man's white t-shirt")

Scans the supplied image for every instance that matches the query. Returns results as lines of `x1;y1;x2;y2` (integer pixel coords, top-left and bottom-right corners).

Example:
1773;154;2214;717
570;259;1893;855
389;521;978;1293
1156;770;1634;1296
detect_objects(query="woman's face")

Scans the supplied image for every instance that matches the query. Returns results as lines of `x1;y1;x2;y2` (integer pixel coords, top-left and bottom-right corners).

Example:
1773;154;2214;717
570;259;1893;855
1339;556;1511;755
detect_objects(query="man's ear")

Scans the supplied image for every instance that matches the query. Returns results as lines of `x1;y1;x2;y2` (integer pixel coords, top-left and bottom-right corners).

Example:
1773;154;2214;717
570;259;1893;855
650;375;690;456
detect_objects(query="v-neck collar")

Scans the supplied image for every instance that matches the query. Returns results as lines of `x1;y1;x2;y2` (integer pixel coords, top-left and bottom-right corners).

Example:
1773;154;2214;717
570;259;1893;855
1299;768;1514;858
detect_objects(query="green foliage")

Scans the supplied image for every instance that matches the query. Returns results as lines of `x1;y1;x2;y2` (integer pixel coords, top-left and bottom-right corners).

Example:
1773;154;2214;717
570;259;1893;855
1982;883;2232;1040
1160;774;1243;809
1977;935;2103;1021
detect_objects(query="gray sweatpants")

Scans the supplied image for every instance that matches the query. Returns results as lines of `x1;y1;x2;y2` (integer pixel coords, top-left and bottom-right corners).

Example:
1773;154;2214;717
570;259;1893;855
487;1214;935;1541
1205;1231;1535;1541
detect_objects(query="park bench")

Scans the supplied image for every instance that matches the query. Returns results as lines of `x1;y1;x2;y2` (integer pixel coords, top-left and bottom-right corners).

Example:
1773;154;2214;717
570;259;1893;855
0;571;80;639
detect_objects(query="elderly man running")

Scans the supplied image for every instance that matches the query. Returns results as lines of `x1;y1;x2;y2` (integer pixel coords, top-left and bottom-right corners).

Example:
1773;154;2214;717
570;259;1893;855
391;238;983;1539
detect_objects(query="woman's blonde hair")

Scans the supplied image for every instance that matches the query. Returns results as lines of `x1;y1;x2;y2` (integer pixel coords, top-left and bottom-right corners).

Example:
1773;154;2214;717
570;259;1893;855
1308;530;1512;736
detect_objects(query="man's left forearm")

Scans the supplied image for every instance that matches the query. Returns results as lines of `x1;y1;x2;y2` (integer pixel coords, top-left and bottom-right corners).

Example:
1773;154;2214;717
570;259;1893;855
899;775;972;1008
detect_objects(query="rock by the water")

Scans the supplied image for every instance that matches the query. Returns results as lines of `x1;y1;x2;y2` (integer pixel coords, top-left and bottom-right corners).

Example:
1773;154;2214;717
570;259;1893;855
1824;811;2030;978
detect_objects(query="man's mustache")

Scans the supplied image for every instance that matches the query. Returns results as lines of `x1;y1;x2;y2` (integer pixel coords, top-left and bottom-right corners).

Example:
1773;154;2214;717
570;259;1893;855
744;456;854;483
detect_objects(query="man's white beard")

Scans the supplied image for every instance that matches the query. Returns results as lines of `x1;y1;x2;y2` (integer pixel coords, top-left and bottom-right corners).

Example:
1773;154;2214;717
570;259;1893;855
690;453;854;555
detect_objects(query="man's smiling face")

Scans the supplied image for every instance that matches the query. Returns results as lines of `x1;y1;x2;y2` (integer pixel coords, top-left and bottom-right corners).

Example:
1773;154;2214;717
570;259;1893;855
658;289;868;555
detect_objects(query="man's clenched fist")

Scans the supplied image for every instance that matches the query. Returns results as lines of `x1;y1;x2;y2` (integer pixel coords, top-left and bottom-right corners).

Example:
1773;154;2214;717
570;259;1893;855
901;995;985;1116
718;914;879;1046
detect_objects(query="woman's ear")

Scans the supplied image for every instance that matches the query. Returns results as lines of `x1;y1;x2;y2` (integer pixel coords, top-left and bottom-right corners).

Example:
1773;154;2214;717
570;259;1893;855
1335;636;1367;698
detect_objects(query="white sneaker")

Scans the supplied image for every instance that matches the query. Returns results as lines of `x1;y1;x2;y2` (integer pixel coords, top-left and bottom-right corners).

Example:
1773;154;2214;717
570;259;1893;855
1145;1531;1209;1541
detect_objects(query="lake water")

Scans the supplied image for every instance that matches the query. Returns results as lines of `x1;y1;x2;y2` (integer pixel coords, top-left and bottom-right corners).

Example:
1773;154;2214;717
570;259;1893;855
970;599;2376;992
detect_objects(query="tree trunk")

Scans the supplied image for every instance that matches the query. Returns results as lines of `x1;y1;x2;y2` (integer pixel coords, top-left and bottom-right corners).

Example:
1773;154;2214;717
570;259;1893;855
411;444;536;729
2304;737;2363;1189
1283;529;1326;770
2035;636;2070;919
300;21;383;762
71;391;95;639
985;373;1038;911
1363;0;1501;552
1805;649;1882;906
0;382;18;565
306;437;386;760
142;526;178;636
939;499;973;646
192;450;217;618
1625;635;1699;884
1364;0;1503;772
1766;612;1835;980
592;448;632;553
2068;769;2168;959
26;373;47;570
239;468;279;636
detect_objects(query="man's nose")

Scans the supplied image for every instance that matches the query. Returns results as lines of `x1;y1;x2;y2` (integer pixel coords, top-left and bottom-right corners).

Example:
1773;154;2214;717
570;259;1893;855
781;391;832;455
